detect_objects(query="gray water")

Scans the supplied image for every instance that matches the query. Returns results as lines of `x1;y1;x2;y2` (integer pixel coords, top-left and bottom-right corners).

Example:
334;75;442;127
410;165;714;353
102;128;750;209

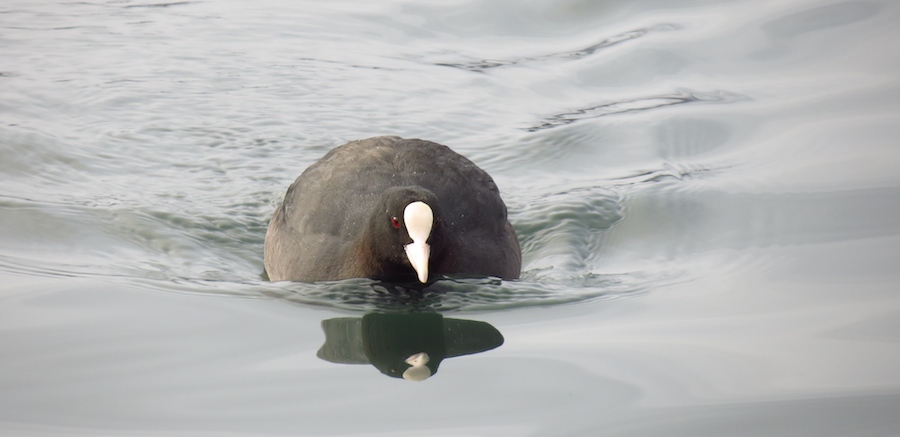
3;0;900;435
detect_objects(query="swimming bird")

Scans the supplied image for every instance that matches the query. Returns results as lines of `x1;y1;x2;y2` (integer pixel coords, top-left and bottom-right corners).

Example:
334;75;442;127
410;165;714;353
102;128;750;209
264;136;521;283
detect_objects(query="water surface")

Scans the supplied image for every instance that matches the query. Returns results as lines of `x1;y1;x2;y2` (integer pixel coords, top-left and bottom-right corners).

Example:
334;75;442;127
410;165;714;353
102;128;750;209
2;0;900;435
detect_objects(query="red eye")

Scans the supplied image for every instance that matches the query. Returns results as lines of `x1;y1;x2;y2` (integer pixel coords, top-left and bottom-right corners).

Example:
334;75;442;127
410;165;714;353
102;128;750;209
391;216;401;228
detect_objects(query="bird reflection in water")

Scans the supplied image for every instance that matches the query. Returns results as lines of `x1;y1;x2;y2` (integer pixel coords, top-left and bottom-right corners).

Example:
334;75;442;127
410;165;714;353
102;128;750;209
317;312;503;381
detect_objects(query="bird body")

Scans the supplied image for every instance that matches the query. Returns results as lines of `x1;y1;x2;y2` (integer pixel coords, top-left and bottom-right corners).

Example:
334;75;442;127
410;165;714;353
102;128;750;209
264;136;520;283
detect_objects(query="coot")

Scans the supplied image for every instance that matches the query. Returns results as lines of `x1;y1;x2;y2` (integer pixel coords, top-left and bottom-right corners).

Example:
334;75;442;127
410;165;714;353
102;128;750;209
264;136;521;283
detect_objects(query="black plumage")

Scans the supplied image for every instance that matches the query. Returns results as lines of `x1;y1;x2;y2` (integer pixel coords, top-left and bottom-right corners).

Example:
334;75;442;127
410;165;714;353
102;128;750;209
264;136;520;283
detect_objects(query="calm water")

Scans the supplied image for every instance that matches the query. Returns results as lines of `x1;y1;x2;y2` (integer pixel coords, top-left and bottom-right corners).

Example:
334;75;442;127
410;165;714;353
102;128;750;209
3;0;900;435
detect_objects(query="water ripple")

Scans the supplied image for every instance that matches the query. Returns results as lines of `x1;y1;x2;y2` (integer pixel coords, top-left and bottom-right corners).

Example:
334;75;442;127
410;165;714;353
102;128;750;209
123;1;193;9
436;24;678;73
526;89;749;132
254;273;664;313
512;185;622;280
